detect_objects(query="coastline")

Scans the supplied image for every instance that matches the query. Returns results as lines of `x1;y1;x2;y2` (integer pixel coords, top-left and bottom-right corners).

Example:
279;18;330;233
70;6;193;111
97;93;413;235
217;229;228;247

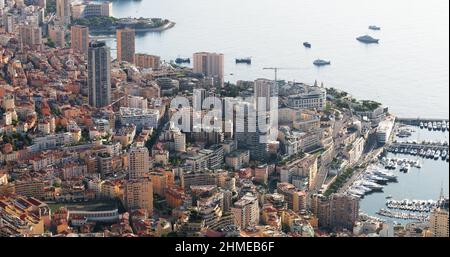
88;21;176;35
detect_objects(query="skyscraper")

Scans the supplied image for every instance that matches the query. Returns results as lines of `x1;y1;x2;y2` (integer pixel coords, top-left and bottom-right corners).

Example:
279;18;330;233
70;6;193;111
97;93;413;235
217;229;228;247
71;25;89;54
88;41;111;108
56;0;71;25
134;53;160;69
129;146;150;179
3;14;15;34
329;194;359;231
116;28;135;63
193;52;224;87
254;78;277;111
124;178;153;215
48;25;65;48
19;25;42;49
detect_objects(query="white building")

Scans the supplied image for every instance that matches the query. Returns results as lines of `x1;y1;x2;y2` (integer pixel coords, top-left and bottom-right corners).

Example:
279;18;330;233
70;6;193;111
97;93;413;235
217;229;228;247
71;1;112;19
287;86;327;110
376;116;395;145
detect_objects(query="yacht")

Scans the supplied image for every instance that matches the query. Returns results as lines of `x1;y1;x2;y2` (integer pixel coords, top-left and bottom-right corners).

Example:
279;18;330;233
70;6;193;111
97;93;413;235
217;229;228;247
361;180;384;191
419;122;424;128
313;59;331;66
426;149;432;158
303;42;312;48
235;58;252;64
348;188;365;197
369;25;381;30
430;150;436;159
400;164;410;173
364;173;388;183
433;122;438;130
414;160;422;168
373;169;397;181
441;150;448;160
419;149;425;156
434;150;441;160
353;184;372;193
356;35;380;44
428;122;433;130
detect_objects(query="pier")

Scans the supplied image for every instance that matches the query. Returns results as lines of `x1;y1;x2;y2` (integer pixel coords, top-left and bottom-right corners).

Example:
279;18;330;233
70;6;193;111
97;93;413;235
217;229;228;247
396;117;449;126
387;142;449;151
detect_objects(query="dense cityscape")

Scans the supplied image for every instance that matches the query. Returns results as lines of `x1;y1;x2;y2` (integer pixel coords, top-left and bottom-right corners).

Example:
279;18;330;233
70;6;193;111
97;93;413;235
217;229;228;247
0;0;448;239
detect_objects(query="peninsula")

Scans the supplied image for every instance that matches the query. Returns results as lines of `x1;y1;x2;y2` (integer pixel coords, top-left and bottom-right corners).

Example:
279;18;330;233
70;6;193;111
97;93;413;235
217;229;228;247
73;16;176;34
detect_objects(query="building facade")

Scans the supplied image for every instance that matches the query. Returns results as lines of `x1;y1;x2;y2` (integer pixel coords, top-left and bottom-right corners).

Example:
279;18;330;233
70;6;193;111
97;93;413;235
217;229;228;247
88;41;111;108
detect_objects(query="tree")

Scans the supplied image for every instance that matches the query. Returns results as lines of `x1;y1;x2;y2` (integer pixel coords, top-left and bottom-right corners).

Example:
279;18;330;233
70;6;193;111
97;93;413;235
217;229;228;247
45;37;56;48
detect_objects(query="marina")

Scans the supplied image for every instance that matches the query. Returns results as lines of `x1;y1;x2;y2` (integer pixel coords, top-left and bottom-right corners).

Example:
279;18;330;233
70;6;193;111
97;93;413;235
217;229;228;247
360;120;449;224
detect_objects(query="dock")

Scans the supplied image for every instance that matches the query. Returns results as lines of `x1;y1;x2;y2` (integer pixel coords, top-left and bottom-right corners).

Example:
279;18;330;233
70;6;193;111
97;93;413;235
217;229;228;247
387;142;449;151
396;117;449;126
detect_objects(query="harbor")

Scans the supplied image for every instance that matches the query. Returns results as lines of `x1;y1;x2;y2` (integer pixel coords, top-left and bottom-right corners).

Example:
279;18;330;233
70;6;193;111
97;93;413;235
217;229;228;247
358;119;449;224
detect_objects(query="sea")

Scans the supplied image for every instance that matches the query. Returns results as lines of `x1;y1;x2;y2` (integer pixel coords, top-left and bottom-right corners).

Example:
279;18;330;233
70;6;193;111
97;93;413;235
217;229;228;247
103;0;449;223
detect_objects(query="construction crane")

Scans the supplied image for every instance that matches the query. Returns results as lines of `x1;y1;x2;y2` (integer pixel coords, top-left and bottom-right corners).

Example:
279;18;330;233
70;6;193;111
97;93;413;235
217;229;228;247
262;67;311;83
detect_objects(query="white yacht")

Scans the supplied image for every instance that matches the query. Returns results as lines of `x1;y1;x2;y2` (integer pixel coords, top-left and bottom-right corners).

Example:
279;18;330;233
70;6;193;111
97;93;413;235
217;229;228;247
373;169;397;180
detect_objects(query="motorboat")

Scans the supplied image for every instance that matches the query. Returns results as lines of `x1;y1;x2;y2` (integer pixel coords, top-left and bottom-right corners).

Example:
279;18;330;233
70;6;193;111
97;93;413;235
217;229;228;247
356;35;379;44
313;59;331;66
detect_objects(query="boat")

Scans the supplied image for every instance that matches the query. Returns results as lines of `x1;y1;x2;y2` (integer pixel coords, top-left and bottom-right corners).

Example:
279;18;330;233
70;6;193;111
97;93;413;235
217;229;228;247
364;173;388;184
235;58;251;64
175;58;190;64
356;35;379;44
360;180;384;191
313;59;331;66
396;130;412;138
425;149;432;158
369;25;381;30
441;150;447;160
348;188;365;197
419;149;425;156
414;160;422;168
428;122;433;130
433;122;438;130
423;122;428;128
303;42;312;48
429;150;435;159
434;150;441;160
442;120;447;131
386;195;393;199
373;169;397;181
400;164;410;173
420;122;424;128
